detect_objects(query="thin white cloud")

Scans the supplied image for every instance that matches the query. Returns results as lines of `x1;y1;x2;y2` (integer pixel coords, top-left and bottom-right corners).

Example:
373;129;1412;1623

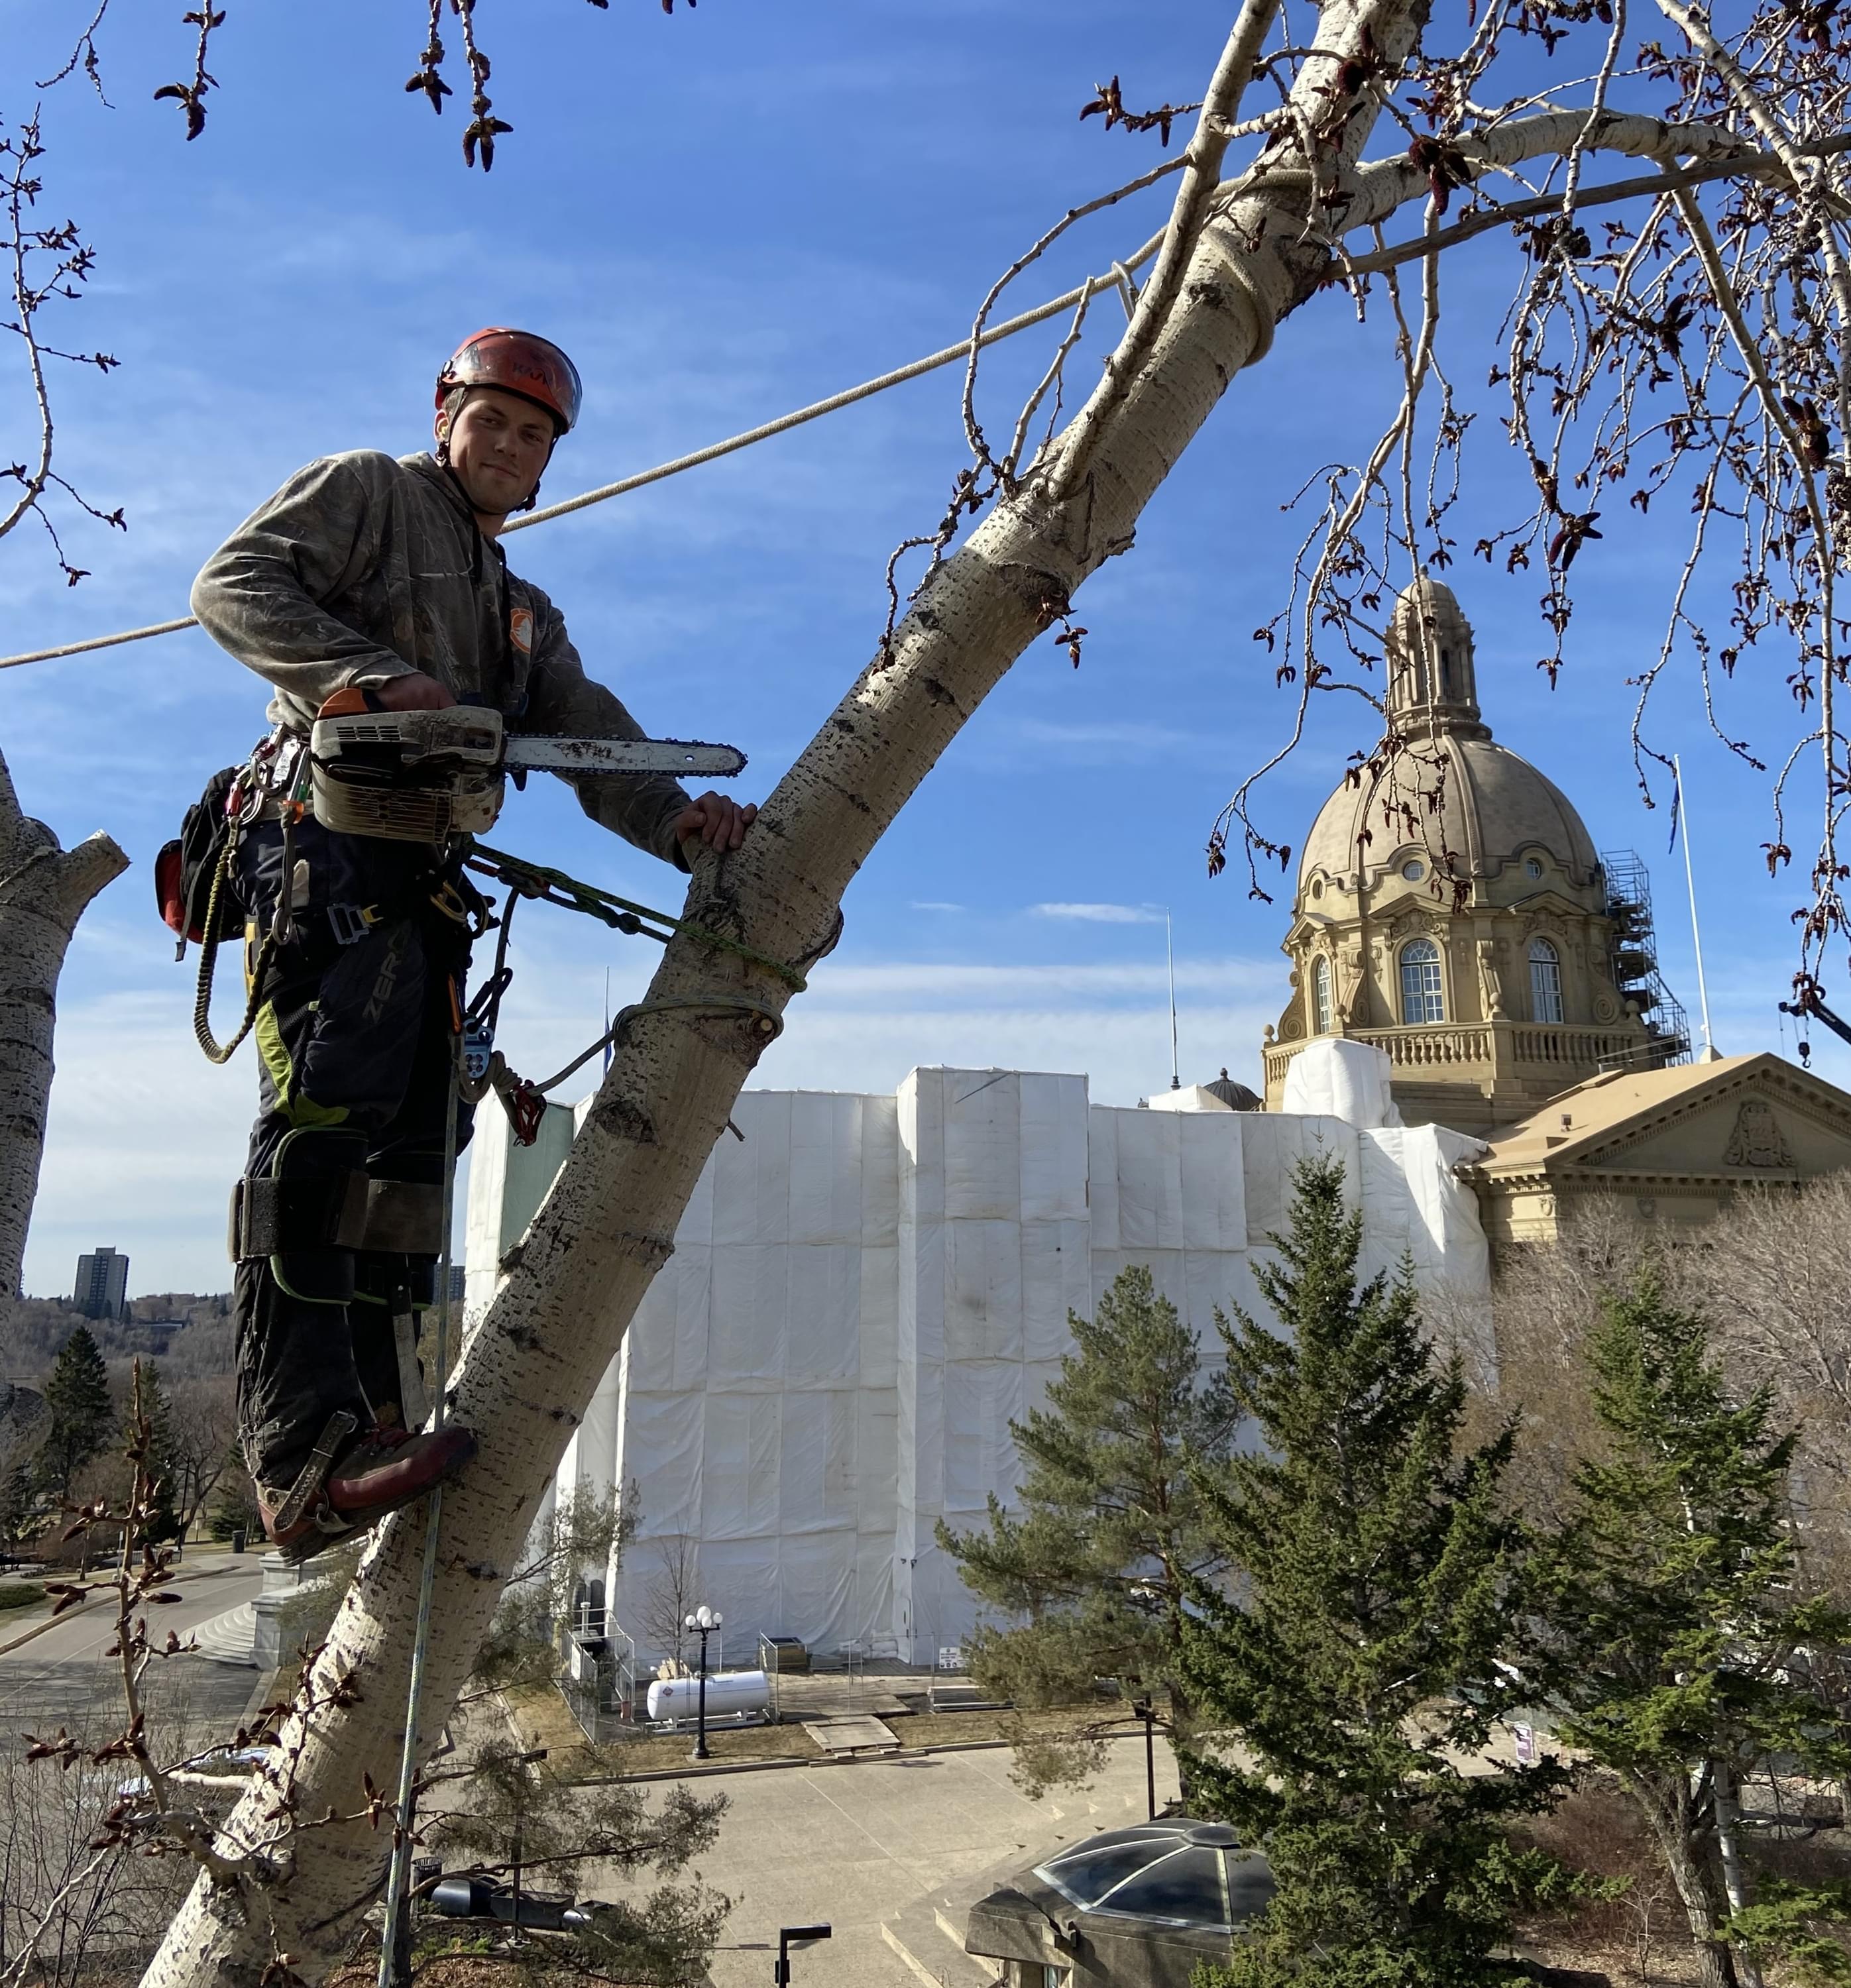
909;901;965;912
804;957;1276;1001
1031;902;1167;925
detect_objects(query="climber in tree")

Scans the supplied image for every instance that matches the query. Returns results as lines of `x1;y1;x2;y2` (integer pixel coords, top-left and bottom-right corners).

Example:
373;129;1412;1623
192;328;756;1557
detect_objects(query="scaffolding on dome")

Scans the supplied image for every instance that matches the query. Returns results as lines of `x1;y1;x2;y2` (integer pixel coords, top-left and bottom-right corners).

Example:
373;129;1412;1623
1598;850;1691;1069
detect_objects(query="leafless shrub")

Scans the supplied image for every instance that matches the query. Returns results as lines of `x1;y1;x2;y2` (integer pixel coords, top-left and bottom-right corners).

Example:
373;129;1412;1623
0;1716;195;1988
160;1376;236;1540
1483;1180;1851;1571
1469;1199;1668;1531
632;1537;701;1677
1511;1777;1687;1984
472;1487;632;1697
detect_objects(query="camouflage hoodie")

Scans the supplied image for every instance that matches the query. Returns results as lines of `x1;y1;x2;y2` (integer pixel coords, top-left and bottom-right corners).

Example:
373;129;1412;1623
191;449;693;866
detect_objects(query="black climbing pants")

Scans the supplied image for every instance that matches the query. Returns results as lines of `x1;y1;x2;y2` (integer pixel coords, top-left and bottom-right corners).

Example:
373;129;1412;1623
229;813;475;1493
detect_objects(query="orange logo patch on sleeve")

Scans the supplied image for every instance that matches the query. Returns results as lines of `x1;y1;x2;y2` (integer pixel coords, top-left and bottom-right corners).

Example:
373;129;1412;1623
510;606;534;657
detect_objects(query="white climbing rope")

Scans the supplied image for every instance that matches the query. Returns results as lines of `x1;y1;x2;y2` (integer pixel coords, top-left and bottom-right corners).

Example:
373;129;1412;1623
375;1032;464;1988
0;234;1166;673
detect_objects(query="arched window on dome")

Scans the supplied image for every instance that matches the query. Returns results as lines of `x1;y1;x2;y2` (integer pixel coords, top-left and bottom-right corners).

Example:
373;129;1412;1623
1312;956;1333;1034
1529;938;1563;1024
1399;938;1445;1024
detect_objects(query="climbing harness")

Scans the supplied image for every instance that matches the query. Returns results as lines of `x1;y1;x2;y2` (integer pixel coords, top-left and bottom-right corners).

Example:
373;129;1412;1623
188;740;489;1068
190;734;309;1064
192;826;805;1135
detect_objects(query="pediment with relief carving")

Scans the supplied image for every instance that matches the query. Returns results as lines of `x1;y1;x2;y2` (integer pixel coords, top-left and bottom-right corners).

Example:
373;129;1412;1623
1559;1072;1848;1180
1473;1056;1851;1203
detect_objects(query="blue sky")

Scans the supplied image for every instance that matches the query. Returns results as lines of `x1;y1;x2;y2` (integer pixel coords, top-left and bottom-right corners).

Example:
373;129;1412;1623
0;1;1834;1296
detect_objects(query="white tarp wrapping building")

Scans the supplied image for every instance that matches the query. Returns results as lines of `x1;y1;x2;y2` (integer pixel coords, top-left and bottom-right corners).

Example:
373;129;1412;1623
465;1058;1490;1667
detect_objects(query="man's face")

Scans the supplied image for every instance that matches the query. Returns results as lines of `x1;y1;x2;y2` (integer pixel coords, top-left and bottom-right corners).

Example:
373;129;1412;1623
439;386;559;517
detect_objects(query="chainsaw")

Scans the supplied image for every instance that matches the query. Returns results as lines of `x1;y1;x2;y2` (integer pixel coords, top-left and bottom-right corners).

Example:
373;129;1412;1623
308;689;747;844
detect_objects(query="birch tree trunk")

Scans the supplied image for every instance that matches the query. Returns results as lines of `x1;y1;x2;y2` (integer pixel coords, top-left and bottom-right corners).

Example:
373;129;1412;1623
1634;1771;1740;1988
0;747;128;1296
1711;1763;1765;1988
139;0;1710;1977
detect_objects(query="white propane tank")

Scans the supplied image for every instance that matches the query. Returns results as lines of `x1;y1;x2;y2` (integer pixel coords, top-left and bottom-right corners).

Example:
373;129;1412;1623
645;1669;771;1723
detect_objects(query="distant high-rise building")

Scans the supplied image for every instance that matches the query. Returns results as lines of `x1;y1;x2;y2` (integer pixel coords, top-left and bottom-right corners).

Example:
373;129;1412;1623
74;1248;129;1321
447;1263;467;1305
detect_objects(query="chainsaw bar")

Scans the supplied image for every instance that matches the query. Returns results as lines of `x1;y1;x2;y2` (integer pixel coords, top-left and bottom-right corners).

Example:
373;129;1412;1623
502;736;746;779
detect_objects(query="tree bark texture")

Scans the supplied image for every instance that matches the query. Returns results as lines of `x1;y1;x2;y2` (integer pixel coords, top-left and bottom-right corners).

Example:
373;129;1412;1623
140;3;1750;1979
0;747;128;1297
1711;1761;1765;1988
1633;1770;1740;1988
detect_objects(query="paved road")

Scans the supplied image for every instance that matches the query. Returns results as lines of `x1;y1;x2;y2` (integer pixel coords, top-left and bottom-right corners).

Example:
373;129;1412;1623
0;1557;264;1743
586;1734;1181;1988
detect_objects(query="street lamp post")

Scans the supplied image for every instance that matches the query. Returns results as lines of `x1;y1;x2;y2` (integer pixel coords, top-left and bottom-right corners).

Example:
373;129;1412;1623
774;1924;832;1984
1133;1696;1157;1820
685;1604;722;1761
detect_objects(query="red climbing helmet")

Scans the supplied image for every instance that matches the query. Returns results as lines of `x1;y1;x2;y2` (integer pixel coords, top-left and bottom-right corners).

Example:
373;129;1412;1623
435;327;582;435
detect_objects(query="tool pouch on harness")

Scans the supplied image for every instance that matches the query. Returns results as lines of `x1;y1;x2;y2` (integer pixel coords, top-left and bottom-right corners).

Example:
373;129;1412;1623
230;1127;370;1303
156;765;245;949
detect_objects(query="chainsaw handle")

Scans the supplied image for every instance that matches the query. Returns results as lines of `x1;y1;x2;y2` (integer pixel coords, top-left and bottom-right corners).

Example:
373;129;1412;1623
316;686;385;718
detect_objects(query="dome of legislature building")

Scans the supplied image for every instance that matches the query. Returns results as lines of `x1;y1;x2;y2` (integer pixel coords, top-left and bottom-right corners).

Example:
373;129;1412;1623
1262;578;1690;1136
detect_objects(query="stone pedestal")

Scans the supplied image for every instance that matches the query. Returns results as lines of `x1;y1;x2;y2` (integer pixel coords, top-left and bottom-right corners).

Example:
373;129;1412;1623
251;1551;301;1671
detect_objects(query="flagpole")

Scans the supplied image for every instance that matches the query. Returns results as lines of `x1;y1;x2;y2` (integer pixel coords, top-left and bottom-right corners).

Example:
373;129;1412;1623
1673;754;1716;1059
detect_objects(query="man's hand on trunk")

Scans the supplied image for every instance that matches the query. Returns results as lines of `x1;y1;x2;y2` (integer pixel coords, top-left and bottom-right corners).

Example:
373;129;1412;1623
675;793;757;852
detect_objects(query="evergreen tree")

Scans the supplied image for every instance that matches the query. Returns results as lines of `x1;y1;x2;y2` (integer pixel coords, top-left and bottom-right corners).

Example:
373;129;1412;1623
36;1325;113;1502
1184;1156;1565;1987
137;1364;183;1544
1533;1277;1851;1988
938;1263;1239;1792
0;1462;37;1558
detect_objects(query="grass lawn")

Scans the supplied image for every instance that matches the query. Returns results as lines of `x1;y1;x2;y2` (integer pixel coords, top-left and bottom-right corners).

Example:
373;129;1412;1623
500;1679;1139;1781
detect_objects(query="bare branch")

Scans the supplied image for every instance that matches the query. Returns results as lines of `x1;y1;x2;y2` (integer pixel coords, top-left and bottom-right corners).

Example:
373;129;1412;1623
1046;0;1288;503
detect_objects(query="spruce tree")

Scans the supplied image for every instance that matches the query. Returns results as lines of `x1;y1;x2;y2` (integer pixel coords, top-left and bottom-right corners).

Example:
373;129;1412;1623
1534;1277;1851;1988
137;1364;184;1543
1184;1155;1565;1987
37;1323;113;1501
938;1262;1239;1790
0;1462;36;1559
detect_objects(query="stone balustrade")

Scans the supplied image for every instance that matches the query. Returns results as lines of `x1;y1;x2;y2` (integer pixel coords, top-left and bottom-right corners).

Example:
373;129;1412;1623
1263;1022;1655;1093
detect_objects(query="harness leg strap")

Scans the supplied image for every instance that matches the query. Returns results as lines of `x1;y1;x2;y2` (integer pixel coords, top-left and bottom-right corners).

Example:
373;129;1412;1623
229;1127;370;1304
